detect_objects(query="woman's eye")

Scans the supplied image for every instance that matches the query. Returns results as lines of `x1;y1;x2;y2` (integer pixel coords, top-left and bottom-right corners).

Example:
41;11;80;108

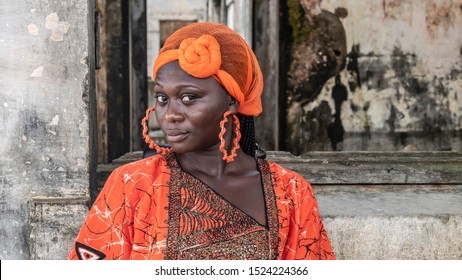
181;94;197;103
155;94;168;104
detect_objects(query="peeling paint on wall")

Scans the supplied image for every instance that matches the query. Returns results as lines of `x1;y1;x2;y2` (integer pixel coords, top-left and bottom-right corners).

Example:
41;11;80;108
30;66;43;77
285;0;347;153
382;0;414;24
45;13;70;42
425;1;456;38
27;23;39;36
49;115;59;126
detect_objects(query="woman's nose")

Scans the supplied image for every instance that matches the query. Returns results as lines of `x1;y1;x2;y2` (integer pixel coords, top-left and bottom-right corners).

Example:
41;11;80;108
164;101;184;122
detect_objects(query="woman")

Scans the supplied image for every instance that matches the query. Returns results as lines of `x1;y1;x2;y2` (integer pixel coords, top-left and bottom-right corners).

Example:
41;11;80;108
68;22;334;260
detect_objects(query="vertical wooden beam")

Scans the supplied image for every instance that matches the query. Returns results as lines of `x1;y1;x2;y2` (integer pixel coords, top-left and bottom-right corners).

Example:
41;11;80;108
105;0;130;162
253;0;281;150
96;0;108;163
96;0;147;162
129;0;147;152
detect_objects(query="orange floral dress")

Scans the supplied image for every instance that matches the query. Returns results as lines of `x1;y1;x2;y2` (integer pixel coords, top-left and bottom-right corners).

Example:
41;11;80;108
68;152;335;260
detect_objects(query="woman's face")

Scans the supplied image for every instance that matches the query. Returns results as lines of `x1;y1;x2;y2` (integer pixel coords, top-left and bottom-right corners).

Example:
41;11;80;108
154;61;233;154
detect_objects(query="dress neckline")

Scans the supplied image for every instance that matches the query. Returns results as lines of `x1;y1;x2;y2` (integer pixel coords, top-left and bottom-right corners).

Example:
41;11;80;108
167;152;268;228
163;151;280;259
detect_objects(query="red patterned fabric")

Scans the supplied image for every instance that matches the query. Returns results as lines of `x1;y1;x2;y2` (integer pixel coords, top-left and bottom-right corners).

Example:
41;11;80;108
68;153;335;260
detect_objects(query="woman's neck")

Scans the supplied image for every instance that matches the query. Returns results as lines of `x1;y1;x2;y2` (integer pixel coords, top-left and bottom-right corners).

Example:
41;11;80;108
175;148;252;178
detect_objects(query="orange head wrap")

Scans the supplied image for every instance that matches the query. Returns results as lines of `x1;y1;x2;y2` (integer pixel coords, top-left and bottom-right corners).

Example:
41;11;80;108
152;22;263;116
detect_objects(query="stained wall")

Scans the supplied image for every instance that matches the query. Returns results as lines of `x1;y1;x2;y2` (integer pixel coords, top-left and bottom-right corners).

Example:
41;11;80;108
285;0;462;153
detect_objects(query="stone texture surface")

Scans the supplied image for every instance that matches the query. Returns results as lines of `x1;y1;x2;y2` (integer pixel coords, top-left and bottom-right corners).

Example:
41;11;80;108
29;199;88;260
323;216;462;260
316;186;462;216
315;185;462;259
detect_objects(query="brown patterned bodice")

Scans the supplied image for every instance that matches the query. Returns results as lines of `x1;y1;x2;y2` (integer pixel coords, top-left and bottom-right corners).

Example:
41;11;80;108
164;153;279;260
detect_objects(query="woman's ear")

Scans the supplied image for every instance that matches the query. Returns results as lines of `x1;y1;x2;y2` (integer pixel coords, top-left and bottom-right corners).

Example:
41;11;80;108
228;98;238;113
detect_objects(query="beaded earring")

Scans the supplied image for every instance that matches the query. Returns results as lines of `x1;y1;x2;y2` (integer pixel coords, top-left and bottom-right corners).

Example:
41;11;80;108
141;107;171;155
218;110;241;163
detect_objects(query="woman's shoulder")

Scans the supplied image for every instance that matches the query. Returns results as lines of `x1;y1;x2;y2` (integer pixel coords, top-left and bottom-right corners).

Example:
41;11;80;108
114;153;167;170
107;153;170;184
99;154;170;202
263;159;314;196
264;159;307;182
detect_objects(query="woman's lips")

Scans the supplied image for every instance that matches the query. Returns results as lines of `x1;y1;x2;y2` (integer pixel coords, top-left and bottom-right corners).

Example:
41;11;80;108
165;131;188;142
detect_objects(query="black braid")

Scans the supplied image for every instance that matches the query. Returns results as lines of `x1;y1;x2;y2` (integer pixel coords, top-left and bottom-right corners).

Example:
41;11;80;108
237;114;266;159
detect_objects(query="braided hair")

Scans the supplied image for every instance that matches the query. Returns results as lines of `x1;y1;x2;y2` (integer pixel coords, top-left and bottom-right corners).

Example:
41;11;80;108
237;114;266;159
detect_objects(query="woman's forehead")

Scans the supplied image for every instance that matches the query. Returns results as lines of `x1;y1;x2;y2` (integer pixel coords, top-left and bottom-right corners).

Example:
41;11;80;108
155;61;228;93
157;62;206;82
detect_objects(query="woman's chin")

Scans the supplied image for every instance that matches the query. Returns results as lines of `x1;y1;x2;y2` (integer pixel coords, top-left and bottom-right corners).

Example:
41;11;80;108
166;143;186;154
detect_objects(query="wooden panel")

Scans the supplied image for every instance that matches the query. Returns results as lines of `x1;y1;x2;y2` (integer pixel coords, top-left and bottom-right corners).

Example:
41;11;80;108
266;151;462;184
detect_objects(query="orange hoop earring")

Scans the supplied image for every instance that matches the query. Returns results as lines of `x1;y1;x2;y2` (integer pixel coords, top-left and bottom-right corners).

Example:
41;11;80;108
141;107;171;155
218;111;241;163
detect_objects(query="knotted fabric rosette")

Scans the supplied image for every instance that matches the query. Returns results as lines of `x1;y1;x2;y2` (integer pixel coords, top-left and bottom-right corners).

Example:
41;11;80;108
152;22;263;117
178;35;221;78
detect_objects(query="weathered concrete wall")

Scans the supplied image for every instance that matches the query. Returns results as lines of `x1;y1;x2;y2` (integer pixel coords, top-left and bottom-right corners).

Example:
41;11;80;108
324;216;462;259
0;0;95;259
285;0;462;154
